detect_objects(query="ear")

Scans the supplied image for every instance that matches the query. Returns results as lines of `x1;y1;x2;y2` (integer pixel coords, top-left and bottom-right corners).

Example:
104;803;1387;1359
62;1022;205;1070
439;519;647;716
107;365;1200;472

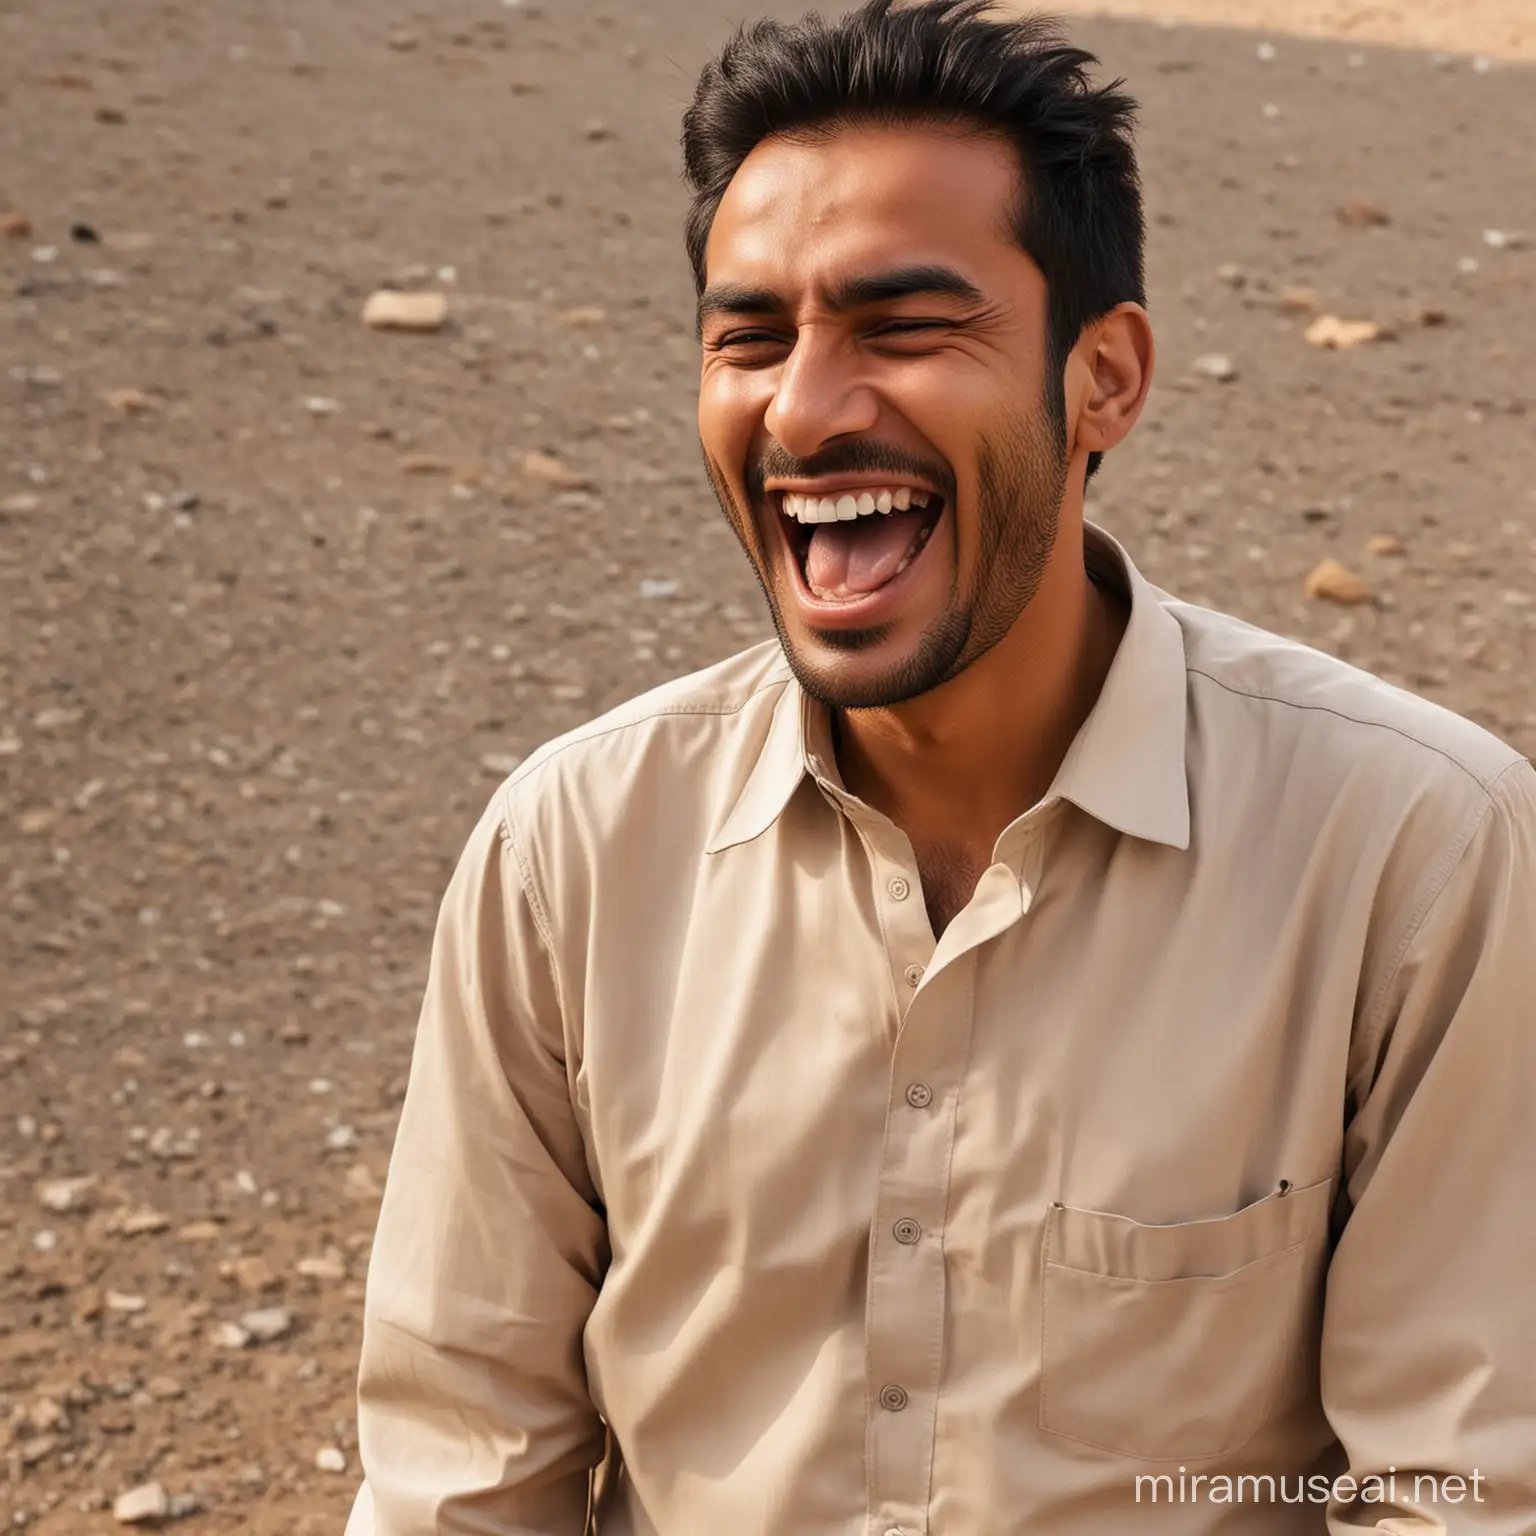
1066;302;1155;460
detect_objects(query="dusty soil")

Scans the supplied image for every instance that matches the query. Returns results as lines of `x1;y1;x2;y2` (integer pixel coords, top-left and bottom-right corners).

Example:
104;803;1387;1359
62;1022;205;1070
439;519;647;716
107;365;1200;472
1048;0;1536;62
2;0;1532;1530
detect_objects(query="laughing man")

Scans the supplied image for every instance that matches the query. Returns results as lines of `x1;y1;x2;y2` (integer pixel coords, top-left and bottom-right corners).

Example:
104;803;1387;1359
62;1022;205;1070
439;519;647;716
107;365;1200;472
346;2;1536;1531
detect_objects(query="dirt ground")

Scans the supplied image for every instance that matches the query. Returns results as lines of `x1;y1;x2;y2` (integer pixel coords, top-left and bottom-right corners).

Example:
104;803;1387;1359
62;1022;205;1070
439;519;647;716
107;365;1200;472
1048;0;1536;61
2;0;1532;1529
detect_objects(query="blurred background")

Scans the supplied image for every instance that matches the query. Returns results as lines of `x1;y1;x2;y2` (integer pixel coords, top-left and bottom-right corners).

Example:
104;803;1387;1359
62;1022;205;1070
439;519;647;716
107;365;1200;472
2;0;1532;1529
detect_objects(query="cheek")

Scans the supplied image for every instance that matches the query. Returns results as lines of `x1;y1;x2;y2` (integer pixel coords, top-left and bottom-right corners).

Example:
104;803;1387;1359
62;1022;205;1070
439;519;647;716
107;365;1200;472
698;366;769;467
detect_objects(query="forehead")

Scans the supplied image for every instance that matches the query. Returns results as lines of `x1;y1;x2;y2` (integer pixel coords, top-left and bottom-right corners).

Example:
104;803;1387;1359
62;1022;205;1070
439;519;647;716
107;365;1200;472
704;122;1027;291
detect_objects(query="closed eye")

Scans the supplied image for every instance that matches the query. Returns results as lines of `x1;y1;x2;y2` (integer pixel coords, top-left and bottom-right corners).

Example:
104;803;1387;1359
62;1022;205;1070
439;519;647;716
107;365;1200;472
713;331;783;347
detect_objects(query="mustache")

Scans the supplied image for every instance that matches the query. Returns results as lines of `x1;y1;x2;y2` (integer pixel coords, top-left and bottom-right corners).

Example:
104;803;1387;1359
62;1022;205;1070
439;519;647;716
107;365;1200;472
746;441;956;502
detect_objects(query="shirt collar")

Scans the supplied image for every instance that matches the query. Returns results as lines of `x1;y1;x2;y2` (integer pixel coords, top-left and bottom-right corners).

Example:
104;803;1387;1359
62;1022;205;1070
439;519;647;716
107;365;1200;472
705;520;1190;856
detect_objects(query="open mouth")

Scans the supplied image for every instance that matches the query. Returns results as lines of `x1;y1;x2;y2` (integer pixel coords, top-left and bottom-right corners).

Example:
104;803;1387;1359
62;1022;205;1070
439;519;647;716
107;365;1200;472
773;485;946;606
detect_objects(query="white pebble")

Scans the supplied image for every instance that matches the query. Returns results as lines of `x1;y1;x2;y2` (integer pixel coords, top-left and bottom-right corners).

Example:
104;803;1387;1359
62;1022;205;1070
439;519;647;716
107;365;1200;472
315;1447;347;1474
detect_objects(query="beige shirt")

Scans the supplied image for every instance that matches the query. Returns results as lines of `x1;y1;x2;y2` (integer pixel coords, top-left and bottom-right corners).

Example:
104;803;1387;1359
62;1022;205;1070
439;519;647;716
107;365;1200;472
348;523;1536;1536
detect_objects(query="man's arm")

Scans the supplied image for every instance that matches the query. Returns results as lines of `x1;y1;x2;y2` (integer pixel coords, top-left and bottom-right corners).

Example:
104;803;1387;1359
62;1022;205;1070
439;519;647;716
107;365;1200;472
1324;759;1536;1532
348;789;608;1534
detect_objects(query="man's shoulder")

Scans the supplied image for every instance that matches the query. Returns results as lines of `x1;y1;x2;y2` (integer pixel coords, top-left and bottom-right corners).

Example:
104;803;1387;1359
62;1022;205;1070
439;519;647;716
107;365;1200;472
1170;594;1527;805
493;639;793;834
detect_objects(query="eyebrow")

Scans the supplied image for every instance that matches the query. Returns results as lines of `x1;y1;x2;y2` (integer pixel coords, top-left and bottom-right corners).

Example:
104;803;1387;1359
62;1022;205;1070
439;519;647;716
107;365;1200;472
695;263;988;335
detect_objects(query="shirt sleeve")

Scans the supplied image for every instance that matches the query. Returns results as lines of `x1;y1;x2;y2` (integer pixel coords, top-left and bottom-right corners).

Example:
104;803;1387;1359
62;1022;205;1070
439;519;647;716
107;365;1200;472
1323;759;1536;1532
349;788;608;1534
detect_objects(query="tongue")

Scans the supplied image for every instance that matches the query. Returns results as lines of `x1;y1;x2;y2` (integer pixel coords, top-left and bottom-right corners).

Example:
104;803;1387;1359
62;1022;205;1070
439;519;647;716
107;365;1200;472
804;508;928;597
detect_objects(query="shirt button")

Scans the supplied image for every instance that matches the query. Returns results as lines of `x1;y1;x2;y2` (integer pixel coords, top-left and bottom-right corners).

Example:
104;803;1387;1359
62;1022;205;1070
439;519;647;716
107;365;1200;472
893;1218;922;1245
888;876;910;901
879;1383;909;1412
905;1082;933;1109
903;963;925;987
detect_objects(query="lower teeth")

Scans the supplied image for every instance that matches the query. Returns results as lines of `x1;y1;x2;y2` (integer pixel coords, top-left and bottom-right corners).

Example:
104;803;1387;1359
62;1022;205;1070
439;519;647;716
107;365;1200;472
893;523;934;576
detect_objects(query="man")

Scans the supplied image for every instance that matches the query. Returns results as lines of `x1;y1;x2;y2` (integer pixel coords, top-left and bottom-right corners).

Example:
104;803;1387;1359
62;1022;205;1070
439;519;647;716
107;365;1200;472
346;1;1536;1531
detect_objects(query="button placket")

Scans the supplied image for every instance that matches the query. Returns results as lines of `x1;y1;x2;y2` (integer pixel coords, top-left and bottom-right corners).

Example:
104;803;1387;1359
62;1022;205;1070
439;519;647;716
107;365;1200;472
864;960;978;1535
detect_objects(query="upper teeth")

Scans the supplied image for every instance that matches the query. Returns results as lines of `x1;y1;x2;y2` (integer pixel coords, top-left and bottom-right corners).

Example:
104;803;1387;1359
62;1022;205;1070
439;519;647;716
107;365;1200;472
779;487;932;523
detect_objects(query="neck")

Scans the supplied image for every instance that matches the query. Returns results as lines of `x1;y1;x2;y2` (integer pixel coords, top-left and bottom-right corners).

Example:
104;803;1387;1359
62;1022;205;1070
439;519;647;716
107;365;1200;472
831;519;1127;850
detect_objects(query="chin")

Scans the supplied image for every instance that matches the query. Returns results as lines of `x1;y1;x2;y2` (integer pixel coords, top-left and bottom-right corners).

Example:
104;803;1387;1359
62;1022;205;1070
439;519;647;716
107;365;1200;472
775;614;969;711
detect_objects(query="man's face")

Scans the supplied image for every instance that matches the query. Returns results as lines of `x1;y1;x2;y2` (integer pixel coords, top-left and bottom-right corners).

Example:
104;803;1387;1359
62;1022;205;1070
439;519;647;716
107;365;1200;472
697;122;1072;710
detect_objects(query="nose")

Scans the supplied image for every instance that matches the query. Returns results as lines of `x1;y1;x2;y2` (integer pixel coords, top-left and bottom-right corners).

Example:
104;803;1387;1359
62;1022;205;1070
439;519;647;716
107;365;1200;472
763;330;879;460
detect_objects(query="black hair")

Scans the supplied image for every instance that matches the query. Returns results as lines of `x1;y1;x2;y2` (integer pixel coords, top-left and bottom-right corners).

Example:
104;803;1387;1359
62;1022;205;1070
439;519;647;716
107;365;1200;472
682;0;1145;480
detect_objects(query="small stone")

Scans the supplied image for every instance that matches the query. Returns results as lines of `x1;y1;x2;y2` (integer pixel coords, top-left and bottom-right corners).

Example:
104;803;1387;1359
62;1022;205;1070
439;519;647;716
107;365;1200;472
240;1305;294;1342
34;1229;58;1252
1305;558;1372;605
639;576;681;600
1214;264;1245;289
213;1321;252;1349
1367;535;1405;556
1192;353;1237;383
555;305;607;326
113;1482;168;1524
584;118;613;141
29;1397;68;1433
114;1208;171;1236
20;1433;59;1465
362;290;448;331
1336;201;1390;229
296;1251;347;1282
146;1375;184;1400
480;752;523;777
1483;229;1527;251
315;1447;348;1474
228;1255;280;1293
387;28;418;50
1256;40;1276;61
1;210;33;238
326;1124;359;1151
305;395;342;415
520;449;591;490
38;1175;97;1213
104;388;156;413
1277;287;1321;314
1305;315;1383;350
2;491;41;515
105;1290;148;1313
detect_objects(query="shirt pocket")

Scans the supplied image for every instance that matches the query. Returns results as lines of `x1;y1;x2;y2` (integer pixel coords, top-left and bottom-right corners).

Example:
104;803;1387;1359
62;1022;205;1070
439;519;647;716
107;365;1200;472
1038;1176;1332;1462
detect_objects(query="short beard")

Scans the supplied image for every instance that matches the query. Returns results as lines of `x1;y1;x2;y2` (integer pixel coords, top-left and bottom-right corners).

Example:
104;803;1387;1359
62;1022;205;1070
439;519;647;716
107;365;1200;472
704;391;1068;712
